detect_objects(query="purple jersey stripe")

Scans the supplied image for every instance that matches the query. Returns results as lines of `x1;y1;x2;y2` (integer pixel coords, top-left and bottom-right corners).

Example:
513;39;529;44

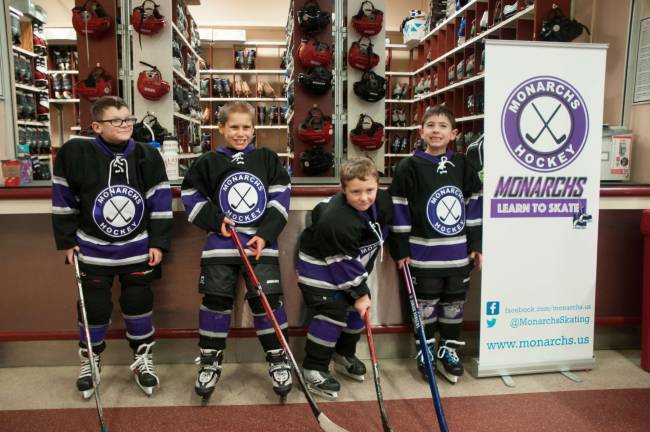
147;189;173;212
327;259;367;288
52;183;78;209
182;191;208;216
346;311;365;331
76;235;149;260
123;313;153;338
392;204;411;226
199;308;232;334
296;259;338;286
308;318;343;343
466;198;483;220
409;241;468;262
78;322;109;345
268;189;290;210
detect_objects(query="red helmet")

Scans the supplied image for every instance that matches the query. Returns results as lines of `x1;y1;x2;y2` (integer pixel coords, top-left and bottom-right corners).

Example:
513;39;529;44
298;39;333;68
351;1;384;36
132;0;166;35
350;114;384;151
297;107;333;145
72;1;112;38
348;37;380;71
137;63;170;100
77;66;113;101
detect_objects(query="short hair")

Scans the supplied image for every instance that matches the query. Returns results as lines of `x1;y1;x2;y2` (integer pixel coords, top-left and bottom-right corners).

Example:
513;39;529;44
340;157;379;186
91;96;129;121
218;101;255;125
421;105;456;129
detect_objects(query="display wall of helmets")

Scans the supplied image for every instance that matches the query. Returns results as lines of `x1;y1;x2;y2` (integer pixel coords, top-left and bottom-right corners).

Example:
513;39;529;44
10;6;53;182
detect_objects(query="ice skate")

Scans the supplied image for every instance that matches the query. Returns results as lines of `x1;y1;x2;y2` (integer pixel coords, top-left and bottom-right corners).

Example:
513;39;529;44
77;348;101;400
303;368;340;400
266;349;292;398
194;348;223;401
416;338;436;380
436;339;466;384
333;353;366;382
130;342;159;396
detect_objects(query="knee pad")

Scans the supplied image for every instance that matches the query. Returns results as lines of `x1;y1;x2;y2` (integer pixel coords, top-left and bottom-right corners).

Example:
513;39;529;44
438;300;465;324
202;294;234;312
417;298;439;325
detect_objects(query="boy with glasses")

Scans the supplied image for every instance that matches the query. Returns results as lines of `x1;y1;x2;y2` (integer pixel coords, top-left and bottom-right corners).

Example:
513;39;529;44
51;96;173;398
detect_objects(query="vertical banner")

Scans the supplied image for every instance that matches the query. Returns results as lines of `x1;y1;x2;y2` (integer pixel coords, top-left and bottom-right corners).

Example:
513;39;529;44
475;41;607;377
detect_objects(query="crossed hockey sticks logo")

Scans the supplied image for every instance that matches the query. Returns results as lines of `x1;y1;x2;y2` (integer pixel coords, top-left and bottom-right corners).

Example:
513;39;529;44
106;198;133;224
525;102;567;146
231;184;254;210
439;198;461;223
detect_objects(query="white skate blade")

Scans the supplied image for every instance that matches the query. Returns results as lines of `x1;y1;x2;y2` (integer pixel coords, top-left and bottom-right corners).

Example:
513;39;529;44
306;383;338;400
80;388;95;399
436;360;461;384
134;375;159;396
333;363;365;382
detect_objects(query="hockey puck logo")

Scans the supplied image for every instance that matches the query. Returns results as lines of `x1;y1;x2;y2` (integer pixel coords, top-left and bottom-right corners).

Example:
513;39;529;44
502;76;589;172
426;186;465;236
93;185;145;238
219;172;267;224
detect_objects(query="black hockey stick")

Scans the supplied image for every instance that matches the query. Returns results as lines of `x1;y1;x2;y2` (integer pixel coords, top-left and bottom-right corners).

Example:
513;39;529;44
525;103;565;145
229;227;348;432
73;251;109;432
401;264;449;432
363;311;393;432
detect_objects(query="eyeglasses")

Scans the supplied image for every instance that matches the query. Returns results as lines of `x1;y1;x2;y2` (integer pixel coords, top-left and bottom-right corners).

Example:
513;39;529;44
96;117;137;127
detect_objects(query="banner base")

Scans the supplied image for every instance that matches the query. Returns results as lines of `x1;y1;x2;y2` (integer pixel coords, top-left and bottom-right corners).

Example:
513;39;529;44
468;356;595;378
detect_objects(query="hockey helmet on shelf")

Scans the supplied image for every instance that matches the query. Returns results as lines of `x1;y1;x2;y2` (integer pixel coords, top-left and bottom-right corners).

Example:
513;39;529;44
401;9;428;47
77;65;113;101
137;62;170;101
72;0;113;38
298;39;333;68
353;71;386;102
351;1;384;36
350;114;385;151
348;37;380;71
297;66;332;95
297;0;331;35
297;107;333;145
132;0;166;35
300;146;334;175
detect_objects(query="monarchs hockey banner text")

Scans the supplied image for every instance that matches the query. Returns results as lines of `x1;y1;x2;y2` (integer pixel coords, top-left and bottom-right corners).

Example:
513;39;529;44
474;41;607;377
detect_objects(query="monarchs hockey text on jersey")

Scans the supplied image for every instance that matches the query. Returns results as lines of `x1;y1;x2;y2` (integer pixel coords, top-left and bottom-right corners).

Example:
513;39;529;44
51;137;173;275
389;149;482;277
181;144;290;265
297;190;392;298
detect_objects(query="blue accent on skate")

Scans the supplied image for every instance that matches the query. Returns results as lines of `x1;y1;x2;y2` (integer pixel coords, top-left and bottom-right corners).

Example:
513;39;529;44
122;311;154;340
199;305;231;337
78;321;109;346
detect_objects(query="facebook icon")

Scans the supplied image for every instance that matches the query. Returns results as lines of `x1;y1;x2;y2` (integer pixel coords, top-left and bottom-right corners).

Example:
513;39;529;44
486;301;500;316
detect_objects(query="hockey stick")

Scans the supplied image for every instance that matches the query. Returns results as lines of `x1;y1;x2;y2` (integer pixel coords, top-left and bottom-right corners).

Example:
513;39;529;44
229;227;348;432
363;311;393;432
73;251;109;432
401;264;449;432
525;103;565;145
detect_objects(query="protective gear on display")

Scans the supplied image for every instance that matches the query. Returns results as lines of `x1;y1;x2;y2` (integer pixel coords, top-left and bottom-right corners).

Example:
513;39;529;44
297;0;331;35
348;37;380;71
297;66;332;95
351;1;384;36
540;7;590;42
137;62;170;101
132;0;166;35
401;9;427;46
72;0;113;38
77;66;113;101
300;146;334;175
350;114;385;151
353;71;386;102
297;107;333;145
298;39;333;68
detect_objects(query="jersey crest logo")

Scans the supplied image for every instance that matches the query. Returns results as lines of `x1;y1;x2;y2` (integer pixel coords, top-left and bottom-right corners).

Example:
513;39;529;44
219;172;267;223
426;186;465;236
93;185;145;238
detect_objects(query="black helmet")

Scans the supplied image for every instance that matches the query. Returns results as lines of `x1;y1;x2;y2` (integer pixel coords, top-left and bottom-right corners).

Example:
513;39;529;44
298;66;332;95
353;71;386;102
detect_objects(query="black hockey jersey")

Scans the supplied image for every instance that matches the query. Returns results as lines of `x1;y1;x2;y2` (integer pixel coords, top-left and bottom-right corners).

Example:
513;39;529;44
389;149;482;277
51;137;173;275
181;144;290;266
296;189;392;298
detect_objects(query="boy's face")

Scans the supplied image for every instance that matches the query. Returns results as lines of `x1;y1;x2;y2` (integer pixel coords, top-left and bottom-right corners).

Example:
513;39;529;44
342;177;378;212
91;106;134;144
218;112;254;151
420;114;458;155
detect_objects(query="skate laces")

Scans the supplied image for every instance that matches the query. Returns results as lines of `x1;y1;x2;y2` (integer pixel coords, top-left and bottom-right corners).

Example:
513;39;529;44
415;339;436;363
130;341;157;377
78;349;100;378
437;340;466;365
194;349;222;376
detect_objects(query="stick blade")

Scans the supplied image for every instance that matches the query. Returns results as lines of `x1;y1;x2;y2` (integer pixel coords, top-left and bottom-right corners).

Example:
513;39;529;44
317;413;349;432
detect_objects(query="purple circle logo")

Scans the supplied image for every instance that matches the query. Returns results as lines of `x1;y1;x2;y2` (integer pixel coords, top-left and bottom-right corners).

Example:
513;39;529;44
93;185;145;238
501;76;589;172
426;186;465;236
219;172;267;224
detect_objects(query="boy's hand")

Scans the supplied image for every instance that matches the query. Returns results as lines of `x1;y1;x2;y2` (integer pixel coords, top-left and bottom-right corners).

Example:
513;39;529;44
396;257;411;269
65;246;80;264
148;248;163;266
354;294;371;318
220;217;235;237
470;251;483;271
246;236;267;260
